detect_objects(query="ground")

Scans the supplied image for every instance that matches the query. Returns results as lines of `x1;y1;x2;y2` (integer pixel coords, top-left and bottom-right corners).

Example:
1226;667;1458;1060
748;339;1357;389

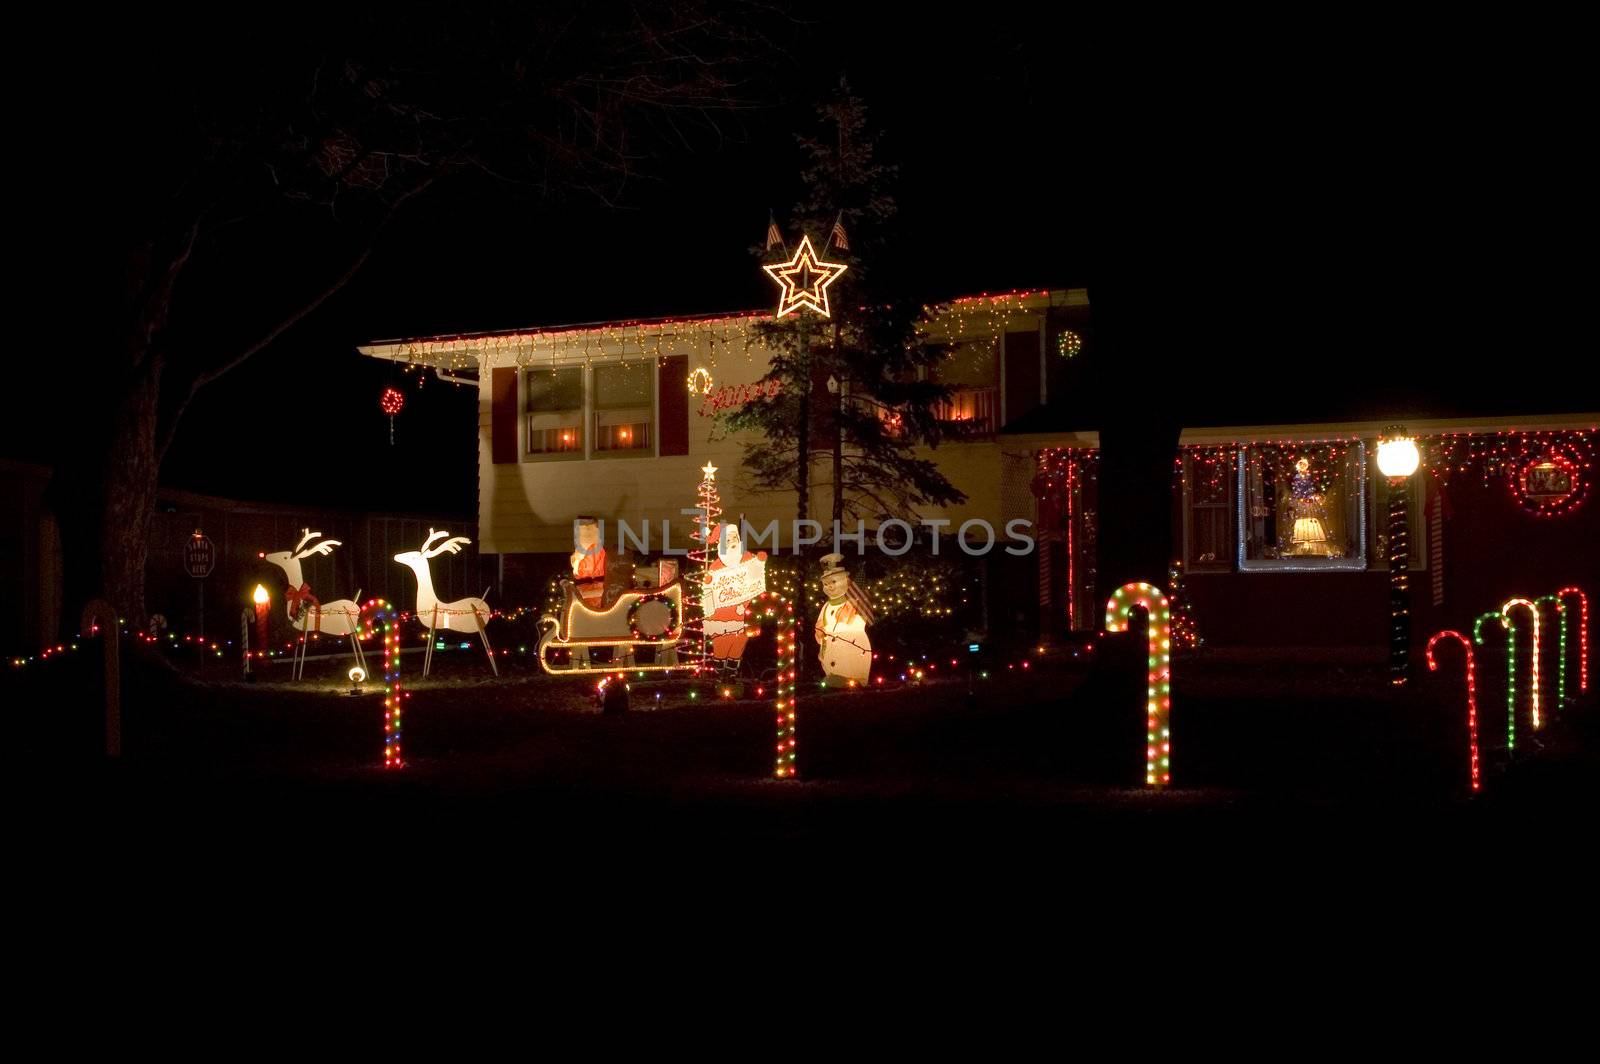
15;636;1598;878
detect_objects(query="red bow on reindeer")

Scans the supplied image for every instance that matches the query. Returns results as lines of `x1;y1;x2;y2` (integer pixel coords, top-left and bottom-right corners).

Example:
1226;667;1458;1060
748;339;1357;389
285;583;320;620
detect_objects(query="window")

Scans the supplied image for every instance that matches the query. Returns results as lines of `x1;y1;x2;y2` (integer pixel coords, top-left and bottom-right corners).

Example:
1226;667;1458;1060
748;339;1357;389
592;361;653;454
933;340;998;438
1237;442;1367;571
1181;451;1232;571
525;367;583;455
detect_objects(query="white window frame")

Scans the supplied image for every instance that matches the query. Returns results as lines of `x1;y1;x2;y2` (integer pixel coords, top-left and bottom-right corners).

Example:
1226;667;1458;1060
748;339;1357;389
521;365;586;461
589;359;657;460
1236;442;1369;572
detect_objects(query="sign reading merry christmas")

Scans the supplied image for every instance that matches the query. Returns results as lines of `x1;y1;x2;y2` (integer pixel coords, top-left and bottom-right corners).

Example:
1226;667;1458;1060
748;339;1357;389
705;555;767;610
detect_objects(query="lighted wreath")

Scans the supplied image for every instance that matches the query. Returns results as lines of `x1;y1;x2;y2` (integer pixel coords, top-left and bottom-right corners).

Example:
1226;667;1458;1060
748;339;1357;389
1514;444;1589;517
686;367;714;397
627;593;679;640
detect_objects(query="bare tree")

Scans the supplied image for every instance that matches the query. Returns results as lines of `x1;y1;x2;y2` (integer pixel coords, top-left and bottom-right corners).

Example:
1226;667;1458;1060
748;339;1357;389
92;4;764;622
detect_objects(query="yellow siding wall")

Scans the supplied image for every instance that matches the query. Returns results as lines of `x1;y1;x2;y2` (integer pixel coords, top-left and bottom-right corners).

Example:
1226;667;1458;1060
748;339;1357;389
468;298;1066;554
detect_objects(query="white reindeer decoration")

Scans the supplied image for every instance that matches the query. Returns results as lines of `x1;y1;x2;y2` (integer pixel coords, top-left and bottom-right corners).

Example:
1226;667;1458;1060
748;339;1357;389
262;529;367;680
394;529;498;676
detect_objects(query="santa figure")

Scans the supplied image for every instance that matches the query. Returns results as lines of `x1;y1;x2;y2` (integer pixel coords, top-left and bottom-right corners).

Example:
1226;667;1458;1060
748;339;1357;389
570;516;607;608
703;522;766;660
815;553;875;683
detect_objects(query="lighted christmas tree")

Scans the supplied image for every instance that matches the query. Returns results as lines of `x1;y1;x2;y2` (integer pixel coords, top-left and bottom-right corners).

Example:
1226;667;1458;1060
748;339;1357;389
684;461;724;673
1168;561;1203;653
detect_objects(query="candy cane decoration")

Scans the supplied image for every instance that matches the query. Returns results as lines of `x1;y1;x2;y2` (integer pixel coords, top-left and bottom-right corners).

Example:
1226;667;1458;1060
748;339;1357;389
1501;598;1542;731
745;591;799;779
1105;582;1173;787
1426;631;1481;793
1473;611;1515;752
1536;595;1569;710
1557;586;1588;692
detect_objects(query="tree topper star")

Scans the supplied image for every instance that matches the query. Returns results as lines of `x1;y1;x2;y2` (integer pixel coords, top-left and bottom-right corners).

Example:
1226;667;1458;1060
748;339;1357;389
763;234;848;319
701;461;718;480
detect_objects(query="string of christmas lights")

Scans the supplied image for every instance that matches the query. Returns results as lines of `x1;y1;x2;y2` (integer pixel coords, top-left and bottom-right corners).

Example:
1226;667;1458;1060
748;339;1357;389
365;599;404;769
1388;474;1411;686
741;591;799;779
1557;586;1589;692
1168;561;1203;653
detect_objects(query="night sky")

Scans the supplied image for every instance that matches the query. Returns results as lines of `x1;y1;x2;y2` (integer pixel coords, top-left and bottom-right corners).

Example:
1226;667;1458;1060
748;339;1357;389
51;5;1592;517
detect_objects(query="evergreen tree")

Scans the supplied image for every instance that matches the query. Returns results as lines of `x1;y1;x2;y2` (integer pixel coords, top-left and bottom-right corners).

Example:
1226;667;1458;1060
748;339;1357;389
722;81;967;533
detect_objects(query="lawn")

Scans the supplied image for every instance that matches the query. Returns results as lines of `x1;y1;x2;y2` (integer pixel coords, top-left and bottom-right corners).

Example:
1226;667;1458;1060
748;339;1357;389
14;636;1597;869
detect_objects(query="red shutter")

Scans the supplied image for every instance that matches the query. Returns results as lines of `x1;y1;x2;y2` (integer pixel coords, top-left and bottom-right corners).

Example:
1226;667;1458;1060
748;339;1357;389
1003;330;1041;428
491;367;518;464
658;356;689;456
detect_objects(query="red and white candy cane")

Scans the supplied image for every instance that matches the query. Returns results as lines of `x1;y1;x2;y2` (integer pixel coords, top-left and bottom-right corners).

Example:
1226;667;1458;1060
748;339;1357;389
1426;631;1481;793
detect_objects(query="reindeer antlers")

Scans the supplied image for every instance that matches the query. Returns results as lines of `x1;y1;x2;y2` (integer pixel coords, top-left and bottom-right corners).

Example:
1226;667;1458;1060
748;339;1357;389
421;529;472;559
291;529;342;560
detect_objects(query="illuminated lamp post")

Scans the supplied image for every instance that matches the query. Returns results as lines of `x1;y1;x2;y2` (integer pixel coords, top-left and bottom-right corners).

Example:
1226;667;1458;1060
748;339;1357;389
1377;431;1421;685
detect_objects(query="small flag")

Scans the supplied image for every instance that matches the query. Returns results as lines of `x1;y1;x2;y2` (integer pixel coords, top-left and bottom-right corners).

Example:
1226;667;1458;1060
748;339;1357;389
765;212;782;251
847;582;876;627
830;213;850;251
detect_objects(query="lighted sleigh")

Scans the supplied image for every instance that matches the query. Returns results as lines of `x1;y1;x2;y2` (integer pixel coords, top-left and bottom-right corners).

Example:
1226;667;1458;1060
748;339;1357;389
535;570;688;675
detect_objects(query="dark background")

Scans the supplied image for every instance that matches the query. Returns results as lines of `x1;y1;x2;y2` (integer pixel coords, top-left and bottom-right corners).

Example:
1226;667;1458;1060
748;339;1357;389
22;4;1590;515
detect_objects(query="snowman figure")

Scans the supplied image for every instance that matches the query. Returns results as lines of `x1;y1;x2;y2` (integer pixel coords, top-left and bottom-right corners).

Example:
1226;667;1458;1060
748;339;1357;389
814;553;875;684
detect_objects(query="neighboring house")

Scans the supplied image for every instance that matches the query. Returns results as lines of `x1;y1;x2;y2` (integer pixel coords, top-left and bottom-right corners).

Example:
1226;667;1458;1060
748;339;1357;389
360;289;1598;655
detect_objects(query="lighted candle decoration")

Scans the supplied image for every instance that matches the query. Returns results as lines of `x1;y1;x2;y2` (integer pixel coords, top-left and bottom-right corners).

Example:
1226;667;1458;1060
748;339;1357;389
364;599;403;769
1501;598;1542;731
1473;611;1516;752
743;590;799;779
1105;582;1173;787
1426;631;1481;793
1556;586;1589;693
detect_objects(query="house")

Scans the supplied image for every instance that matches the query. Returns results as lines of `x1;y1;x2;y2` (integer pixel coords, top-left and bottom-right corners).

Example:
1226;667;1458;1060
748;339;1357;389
359;289;1598;659
359;288;1091;619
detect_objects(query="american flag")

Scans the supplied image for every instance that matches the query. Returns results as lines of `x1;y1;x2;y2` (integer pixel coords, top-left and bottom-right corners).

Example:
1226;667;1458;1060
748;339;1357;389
765;213;782;251
830;215;850;251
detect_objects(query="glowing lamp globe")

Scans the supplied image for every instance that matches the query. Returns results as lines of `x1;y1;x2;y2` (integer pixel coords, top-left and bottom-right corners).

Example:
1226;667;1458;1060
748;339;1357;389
252;584;270;605
348;665;367;684
1377;437;1420;479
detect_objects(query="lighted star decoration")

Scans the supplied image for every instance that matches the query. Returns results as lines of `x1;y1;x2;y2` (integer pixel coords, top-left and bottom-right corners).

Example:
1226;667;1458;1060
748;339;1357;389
763;234;848;319
701;461;718;480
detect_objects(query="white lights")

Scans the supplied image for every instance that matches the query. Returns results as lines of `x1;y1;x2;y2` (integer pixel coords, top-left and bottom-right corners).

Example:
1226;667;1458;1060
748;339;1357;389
1377;435;1420;479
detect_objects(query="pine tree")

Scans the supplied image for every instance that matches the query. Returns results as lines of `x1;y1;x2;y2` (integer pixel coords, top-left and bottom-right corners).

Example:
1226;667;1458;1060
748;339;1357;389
722;81;967;531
